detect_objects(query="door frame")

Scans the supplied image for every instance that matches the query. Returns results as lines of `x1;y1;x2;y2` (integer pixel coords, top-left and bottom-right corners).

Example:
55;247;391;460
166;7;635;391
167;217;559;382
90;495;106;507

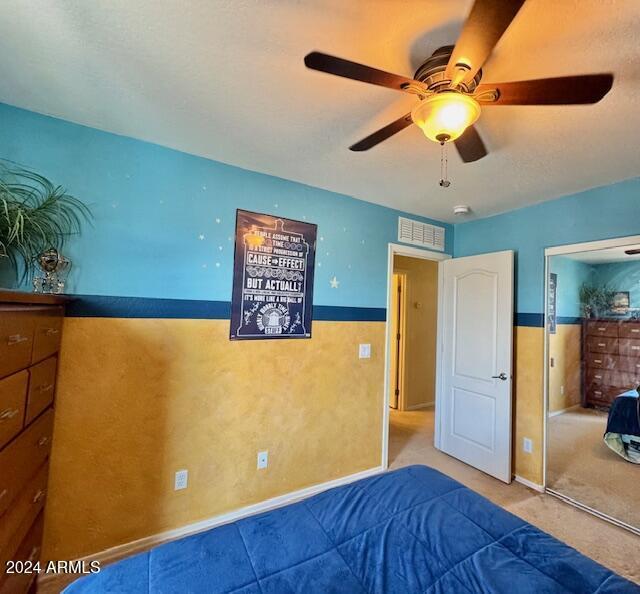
382;243;451;469
390;271;408;411
542;234;640;489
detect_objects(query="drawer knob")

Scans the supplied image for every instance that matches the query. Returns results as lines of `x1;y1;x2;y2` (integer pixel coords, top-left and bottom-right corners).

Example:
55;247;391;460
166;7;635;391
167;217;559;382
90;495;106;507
0;408;19;421
598;343;606;347
632;346;640;351
37;436;50;447
595;375;602;379
598;327;606;331
594;359;602;364
32;488;46;504
45;327;60;336
632;329;640;333
595;391;602;396
7;334;29;345
39;384;54;393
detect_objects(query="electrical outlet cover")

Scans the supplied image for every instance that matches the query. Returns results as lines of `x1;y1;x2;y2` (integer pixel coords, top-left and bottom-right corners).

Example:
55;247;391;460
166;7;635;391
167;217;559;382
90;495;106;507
359;344;371;359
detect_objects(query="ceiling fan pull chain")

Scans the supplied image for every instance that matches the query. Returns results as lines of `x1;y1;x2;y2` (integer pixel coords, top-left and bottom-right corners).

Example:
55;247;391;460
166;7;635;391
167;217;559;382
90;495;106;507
439;141;451;188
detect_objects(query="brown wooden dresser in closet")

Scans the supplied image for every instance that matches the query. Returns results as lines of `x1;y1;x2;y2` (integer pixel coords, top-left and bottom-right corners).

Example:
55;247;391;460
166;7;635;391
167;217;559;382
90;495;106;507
583;319;640;408
0;290;70;594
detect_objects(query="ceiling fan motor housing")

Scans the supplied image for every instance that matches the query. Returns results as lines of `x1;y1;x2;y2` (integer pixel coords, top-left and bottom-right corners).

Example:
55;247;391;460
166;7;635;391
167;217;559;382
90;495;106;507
414;46;482;94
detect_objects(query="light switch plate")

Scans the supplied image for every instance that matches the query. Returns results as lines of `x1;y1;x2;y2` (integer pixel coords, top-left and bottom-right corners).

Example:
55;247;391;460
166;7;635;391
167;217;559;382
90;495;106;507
257;450;268;470
175;469;188;490
523;438;533;454
359;344;371;359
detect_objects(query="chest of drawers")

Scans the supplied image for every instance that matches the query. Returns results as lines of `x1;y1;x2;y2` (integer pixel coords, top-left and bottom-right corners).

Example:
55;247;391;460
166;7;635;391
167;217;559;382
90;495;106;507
582;319;640;408
0;290;69;594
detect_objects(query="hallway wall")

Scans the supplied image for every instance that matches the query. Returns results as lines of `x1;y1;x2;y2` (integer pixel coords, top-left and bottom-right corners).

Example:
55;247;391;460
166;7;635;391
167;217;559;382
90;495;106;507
393;256;439;410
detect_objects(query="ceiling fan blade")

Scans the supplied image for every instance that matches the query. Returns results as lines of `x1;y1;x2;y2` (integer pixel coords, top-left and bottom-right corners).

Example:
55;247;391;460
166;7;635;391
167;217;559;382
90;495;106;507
445;0;526;87
349;114;413;151
475;74;613;105
454;125;488;163
305;52;425;94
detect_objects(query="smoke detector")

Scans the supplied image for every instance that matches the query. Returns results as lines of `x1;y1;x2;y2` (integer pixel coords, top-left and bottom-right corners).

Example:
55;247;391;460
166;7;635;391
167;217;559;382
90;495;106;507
453;205;471;216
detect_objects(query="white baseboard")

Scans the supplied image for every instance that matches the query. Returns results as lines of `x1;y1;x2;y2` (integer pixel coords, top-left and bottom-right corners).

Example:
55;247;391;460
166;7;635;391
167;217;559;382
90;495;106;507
38;465;384;586
548;404;581;418
514;474;545;493
405;402;434;411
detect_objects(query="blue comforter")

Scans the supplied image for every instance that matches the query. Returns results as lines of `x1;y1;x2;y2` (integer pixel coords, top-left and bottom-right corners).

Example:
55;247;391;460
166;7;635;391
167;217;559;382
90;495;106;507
65;465;639;593
606;390;640;437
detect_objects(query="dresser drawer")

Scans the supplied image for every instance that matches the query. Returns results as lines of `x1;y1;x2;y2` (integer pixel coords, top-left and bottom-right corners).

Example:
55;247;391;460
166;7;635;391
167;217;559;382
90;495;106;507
587;369;640;388
0;409;53;517
0;311;36;380
25;357;57;425
586;370;610;386
586;336;618;354
618;338;640;357
586;385;620;406
0;371;28;450
586;321;618;337
619;322;640;338
585;353;615;369
0;512;43;594
31;307;63;364
610;355;640;373
0;463;48;571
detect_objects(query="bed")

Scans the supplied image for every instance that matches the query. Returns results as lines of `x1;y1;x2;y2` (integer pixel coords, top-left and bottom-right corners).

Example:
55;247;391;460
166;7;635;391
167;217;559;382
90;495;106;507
604;389;640;463
64;465;639;593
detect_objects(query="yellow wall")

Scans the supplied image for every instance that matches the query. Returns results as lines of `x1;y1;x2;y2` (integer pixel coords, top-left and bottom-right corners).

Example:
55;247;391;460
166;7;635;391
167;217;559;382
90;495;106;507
44;318;384;560
45;316;547;560
548;324;582;413
513;326;544;485
393;256;438;410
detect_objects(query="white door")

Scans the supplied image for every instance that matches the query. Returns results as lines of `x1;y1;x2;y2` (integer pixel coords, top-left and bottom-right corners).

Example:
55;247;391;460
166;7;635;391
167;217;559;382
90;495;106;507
439;251;514;483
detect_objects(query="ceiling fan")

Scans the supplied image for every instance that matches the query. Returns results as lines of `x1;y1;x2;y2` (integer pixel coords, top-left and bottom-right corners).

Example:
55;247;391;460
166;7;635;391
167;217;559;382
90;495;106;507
304;0;613;163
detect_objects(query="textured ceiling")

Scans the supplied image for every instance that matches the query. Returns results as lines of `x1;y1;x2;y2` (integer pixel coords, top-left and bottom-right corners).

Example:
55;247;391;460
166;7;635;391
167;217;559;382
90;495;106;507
0;0;638;222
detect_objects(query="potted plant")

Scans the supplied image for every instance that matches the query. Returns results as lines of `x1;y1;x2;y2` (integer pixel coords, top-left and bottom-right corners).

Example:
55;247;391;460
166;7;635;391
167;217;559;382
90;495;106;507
579;283;616;319
0;161;91;285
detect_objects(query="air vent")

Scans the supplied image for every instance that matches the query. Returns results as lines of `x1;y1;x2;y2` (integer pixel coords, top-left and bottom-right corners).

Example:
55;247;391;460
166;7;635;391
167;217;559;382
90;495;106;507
398;217;445;251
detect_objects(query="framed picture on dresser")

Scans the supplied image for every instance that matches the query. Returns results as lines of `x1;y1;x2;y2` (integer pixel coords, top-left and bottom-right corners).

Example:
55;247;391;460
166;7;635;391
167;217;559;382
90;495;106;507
611;291;630;315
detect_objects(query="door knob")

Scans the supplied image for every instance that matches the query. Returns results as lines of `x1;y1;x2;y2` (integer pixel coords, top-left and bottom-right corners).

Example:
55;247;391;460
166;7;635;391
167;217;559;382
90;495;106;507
492;373;508;381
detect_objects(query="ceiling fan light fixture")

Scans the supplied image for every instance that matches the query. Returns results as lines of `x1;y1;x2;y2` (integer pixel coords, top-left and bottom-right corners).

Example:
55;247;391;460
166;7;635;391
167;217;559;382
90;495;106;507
411;92;481;143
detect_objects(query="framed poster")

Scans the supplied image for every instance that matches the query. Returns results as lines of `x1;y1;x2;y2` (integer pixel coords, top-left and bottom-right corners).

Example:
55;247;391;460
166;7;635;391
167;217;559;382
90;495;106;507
611;291;630;315
230;209;317;340
548;272;557;334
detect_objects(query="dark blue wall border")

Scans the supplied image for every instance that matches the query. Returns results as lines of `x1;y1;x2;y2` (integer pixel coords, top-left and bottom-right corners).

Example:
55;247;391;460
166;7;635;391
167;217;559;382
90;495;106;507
515;313;544;327
67;296;578;327
314;305;385;322
558;316;582;325
514;313;582;327
66;295;386;322
67;295;230;319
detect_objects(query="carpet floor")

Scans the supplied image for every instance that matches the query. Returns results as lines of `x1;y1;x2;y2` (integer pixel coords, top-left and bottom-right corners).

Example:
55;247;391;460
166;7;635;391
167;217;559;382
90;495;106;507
389;408;640;584
547;407;639;531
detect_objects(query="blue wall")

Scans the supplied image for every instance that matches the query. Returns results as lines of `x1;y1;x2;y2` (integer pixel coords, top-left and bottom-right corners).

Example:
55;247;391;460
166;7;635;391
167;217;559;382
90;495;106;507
454;177;640;320
549;256;593;319
0;103;452;309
